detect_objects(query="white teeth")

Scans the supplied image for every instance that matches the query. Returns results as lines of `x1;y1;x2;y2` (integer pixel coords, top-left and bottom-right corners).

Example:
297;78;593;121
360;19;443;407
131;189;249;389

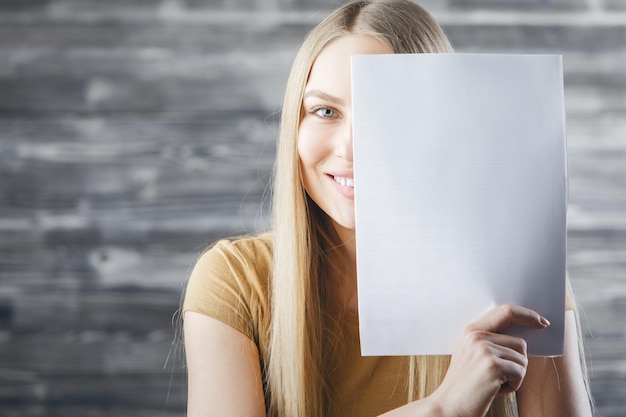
333;176;354;188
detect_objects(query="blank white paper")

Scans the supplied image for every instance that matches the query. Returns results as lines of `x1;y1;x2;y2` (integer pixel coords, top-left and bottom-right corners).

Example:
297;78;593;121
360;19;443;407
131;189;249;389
352;53;567;356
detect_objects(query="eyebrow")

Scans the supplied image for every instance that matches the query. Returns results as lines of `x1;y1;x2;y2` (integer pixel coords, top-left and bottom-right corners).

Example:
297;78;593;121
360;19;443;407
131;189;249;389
303;90;345;106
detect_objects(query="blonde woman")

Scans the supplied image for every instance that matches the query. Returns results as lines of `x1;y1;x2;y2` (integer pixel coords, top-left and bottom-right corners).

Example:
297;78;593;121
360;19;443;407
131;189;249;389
183;1;593;416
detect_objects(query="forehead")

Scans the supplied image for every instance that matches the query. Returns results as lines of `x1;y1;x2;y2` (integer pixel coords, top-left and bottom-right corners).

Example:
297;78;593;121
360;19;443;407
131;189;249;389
305;34;392;93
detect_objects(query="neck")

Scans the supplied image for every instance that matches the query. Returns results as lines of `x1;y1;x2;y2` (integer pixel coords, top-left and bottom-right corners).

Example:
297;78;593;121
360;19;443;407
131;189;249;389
332;222;357;265
331;222;358;313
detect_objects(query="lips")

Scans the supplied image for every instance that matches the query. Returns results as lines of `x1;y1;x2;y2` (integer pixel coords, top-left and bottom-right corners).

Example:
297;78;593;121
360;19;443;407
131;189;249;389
327;172;355;199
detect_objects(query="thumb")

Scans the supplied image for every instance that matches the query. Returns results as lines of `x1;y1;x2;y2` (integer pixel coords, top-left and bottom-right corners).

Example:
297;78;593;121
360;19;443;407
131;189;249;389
466;304;549;334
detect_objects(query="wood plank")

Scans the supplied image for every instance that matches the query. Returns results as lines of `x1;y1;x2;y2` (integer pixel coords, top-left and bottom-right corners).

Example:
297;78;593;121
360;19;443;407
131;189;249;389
0;289;180;333
446;0;588;10
0;0;599;16
0;17;623;53
0;373;186;411
0;407;185;417
606;0;626;11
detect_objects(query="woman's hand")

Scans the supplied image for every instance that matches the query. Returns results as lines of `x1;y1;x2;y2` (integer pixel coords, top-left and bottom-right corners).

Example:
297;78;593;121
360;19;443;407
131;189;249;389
431;305;549;417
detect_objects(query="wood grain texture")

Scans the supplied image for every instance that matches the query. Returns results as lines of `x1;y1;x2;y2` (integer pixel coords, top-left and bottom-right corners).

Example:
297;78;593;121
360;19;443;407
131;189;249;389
0;1;624;416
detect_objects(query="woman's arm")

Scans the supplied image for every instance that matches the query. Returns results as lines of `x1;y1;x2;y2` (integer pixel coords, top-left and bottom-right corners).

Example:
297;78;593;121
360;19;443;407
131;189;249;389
184;311;266;417
517;310;593;417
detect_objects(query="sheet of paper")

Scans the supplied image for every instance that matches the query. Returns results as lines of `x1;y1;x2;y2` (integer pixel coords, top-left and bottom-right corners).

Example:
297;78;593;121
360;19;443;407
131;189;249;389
352;53;567;357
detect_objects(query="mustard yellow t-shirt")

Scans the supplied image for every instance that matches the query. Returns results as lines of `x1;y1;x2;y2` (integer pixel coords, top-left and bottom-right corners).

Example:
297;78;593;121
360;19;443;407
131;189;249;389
182;233;577;417
183;233;410;416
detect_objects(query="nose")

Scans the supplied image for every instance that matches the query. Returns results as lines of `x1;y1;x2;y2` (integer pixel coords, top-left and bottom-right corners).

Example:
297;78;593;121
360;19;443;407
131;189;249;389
335;117;353;162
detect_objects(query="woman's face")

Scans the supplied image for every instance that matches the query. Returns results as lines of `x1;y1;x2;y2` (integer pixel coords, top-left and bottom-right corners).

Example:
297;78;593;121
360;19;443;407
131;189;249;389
298;34;392;236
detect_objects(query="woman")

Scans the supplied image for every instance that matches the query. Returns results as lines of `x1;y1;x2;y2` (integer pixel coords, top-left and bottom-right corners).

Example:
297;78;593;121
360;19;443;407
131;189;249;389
183;1;593;416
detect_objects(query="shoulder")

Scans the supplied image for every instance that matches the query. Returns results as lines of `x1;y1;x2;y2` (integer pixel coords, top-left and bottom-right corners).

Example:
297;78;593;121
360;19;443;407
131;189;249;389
183;232;273;342
194;231;271;268
206;232;273;273
188;231;272;297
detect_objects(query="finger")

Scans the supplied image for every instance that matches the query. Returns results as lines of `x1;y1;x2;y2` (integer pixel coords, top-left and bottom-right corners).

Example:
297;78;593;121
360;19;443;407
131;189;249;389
467;304;549;334
485;354;527;396
473;353;527;397
496;357;527;394
465;333;529;372
484;332;529;358
464;329;529;358
460;331;529;382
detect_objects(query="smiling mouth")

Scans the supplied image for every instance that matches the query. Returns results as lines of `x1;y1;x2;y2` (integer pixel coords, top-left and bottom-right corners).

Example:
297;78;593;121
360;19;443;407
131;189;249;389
332;175;354;188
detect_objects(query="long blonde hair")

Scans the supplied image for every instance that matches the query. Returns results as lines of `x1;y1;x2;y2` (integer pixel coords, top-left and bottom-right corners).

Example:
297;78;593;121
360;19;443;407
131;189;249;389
268;1;514;416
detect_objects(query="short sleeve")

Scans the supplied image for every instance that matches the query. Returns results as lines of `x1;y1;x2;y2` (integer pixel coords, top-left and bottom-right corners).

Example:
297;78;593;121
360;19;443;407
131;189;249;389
182;236;271;342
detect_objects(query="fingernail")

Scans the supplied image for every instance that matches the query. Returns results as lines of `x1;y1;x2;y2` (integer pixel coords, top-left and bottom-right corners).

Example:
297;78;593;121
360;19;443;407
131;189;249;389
540;316;550;327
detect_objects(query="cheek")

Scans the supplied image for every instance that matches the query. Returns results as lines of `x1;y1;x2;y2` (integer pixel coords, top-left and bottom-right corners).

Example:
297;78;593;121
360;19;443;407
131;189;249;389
297;122;329;168
298;129;319;169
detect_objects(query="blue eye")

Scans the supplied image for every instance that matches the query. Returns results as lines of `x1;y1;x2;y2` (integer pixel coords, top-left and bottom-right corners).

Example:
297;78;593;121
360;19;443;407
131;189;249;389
314;107;337;118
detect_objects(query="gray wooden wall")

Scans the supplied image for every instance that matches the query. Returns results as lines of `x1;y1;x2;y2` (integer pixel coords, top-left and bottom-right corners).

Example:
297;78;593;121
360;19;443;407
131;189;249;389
0;1;624;416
